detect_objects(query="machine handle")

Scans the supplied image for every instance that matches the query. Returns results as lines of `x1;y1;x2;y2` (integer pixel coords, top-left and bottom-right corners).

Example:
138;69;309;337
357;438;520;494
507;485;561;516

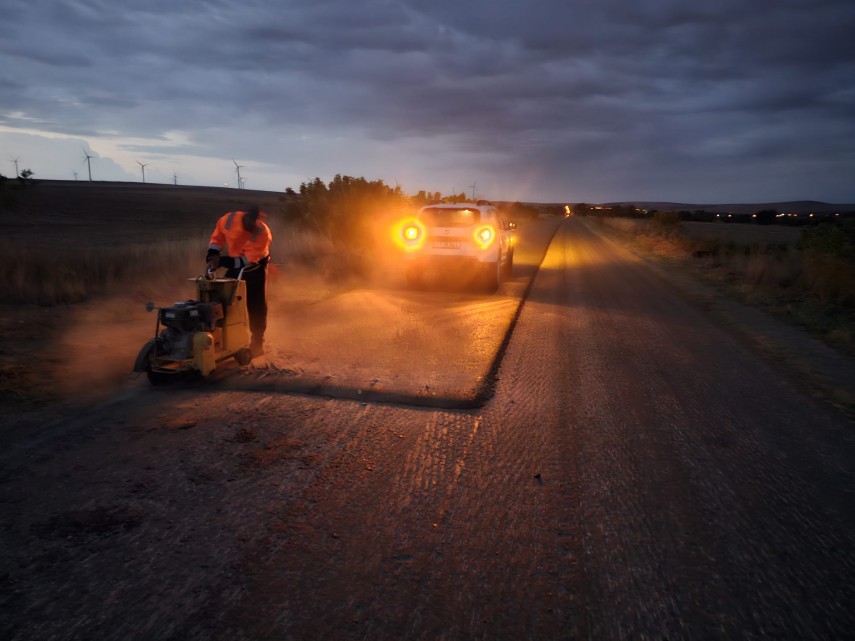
238;261;262;280
228;264;254;306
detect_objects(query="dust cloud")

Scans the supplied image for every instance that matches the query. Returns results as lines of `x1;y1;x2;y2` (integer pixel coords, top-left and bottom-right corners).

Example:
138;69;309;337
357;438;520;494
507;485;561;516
50;282;195;401
48;218;517;404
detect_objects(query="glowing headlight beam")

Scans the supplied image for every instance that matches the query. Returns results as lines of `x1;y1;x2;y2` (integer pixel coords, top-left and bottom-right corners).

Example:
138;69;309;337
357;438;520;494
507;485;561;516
473;225;496;249
393;218;427;251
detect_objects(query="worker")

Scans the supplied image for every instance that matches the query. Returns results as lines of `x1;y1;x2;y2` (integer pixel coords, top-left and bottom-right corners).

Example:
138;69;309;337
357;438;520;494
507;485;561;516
206;205;272;357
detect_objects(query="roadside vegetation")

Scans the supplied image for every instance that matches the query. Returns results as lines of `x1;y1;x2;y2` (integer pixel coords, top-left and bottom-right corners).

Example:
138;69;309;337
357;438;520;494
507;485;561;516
579;205;855;358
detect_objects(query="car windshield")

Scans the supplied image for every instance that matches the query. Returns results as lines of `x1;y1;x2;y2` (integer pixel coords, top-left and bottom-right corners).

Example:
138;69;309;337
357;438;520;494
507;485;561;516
420;207;481;227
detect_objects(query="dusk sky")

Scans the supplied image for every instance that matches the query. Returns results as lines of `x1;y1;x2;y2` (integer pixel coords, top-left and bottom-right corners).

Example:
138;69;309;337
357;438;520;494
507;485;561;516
2;0;854;204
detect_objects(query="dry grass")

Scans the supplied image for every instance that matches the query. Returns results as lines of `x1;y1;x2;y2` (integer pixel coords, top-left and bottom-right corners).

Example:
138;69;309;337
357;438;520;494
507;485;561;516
4;236;208;304
0;225;379;306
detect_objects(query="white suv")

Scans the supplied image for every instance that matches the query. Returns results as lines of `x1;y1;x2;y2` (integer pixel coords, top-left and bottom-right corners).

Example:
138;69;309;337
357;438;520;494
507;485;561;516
397;201;515;290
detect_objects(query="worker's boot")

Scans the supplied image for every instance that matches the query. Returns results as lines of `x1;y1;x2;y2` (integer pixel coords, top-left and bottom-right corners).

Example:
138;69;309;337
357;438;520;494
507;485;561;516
250;336;265;358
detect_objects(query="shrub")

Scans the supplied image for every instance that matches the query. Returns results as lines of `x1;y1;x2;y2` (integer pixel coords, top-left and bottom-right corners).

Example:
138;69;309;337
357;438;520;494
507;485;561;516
797;220;855;304
797;219;855;260
653;210;681;229
287;175;407;242
498;201;540;224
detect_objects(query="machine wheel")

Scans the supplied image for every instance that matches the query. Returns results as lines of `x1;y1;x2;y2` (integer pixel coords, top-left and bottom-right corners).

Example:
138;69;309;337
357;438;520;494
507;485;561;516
146;369;175;386
234;347;253;366
133;339;158;374
135;339;174;386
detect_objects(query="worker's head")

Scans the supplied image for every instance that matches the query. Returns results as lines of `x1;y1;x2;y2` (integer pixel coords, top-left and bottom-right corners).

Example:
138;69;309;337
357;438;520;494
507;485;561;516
242;204;261;231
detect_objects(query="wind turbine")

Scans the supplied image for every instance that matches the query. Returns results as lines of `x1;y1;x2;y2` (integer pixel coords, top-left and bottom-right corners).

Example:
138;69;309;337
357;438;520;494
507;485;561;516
11;157;19;177
233;160;244;189
82;149;94;181
73;170;78;181
469;179;477;201
172;172;178;186
137;161;149;183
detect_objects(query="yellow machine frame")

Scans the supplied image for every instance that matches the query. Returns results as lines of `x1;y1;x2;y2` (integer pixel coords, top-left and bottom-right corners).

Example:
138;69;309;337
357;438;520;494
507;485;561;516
134;272;253;383
192;276;251;375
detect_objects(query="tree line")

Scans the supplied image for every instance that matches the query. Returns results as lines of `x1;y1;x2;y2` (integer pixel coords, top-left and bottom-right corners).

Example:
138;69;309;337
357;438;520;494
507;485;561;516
279;174;544;248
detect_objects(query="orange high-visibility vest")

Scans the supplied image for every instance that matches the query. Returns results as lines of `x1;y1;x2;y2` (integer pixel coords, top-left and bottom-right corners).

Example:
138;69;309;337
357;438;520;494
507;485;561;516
208;210;272;264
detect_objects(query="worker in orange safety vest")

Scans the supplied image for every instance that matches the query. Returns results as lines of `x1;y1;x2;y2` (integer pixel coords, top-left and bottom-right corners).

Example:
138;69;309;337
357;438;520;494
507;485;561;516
206;204;272;357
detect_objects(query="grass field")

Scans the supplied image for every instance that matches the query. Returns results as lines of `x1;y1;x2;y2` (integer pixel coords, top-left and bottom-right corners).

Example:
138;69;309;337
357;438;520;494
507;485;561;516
681;221;803;246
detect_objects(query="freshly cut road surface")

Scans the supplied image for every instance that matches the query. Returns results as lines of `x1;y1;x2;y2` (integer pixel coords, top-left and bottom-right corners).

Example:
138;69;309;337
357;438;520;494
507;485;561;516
1;217;853;641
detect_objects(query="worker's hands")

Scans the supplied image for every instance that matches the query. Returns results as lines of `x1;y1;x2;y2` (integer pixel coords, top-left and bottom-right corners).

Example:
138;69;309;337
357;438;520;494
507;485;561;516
205;257;219;280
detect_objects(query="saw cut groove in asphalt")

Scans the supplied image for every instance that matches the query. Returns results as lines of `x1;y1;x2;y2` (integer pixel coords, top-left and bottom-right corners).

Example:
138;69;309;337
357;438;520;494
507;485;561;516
214;218;565;409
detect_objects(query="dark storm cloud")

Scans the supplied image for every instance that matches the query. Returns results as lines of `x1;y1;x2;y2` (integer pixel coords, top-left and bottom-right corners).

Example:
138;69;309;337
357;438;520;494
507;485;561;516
1;0;853;201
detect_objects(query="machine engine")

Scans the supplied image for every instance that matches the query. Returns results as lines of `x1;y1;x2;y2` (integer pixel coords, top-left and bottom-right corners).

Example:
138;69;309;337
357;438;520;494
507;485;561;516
156;300;223;359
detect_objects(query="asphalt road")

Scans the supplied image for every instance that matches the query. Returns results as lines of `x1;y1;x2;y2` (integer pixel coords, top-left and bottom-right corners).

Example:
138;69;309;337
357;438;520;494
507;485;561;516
1;217;853;641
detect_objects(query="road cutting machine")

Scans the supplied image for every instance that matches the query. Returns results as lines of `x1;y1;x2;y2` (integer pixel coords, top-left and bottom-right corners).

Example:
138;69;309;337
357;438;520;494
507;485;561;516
133;266;253;384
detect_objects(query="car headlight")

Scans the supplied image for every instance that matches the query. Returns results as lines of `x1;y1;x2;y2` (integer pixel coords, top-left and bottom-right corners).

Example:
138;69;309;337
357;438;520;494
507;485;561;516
473;225;496;249
394;218;426;251
403;224;421;241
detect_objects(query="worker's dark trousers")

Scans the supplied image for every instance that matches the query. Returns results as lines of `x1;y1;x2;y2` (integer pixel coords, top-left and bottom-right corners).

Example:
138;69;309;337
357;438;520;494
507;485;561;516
226;265;267;342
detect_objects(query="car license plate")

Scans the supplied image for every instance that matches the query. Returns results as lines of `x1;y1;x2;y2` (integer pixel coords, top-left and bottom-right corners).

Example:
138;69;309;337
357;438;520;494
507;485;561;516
433;240;461;249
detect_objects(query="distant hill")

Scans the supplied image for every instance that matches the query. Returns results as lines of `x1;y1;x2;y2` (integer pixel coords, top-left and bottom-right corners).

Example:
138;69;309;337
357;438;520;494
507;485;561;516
5;180;853;222
600;201;855;215
2;179;286;218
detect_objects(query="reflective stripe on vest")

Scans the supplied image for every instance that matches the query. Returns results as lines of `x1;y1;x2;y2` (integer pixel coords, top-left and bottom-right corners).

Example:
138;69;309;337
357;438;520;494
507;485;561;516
224;211;237;230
